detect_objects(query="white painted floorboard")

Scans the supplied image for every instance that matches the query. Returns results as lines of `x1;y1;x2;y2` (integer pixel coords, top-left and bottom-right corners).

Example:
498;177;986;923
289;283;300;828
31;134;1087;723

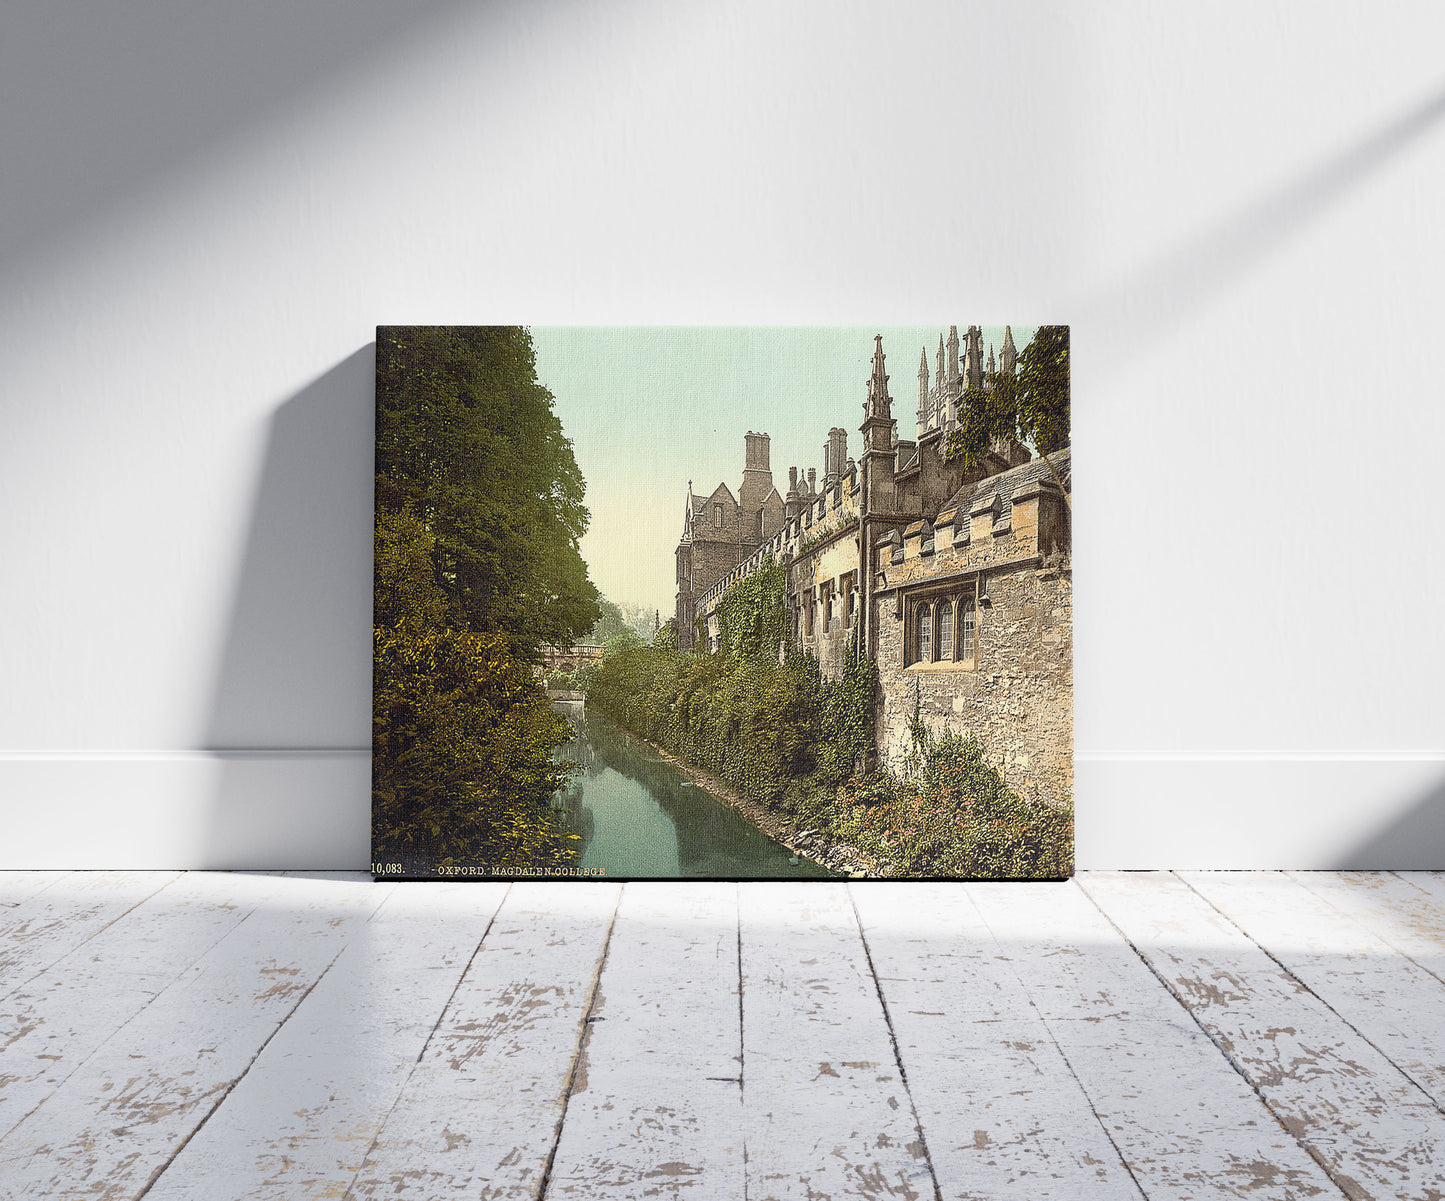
2;872;1445;1200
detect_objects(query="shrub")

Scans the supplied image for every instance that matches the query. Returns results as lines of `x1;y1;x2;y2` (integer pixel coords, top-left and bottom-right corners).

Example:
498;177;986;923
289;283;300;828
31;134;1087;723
372;504;578;870
583;566;1071;879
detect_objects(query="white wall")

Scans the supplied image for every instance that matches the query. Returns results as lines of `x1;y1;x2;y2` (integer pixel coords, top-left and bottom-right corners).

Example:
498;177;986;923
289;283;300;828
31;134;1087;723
2;1;1442;869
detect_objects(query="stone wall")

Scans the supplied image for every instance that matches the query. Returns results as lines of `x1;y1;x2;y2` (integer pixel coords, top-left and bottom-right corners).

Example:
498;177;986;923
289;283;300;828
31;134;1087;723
788;521;862;678
874;556;1072;807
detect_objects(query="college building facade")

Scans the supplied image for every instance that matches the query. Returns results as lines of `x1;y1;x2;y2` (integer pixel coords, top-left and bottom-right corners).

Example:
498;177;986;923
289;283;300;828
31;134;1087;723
673;327;1072;808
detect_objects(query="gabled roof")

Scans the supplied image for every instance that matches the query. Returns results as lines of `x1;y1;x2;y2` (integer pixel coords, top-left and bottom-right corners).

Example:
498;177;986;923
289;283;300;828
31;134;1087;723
939;446;1071;526
704;481;738;506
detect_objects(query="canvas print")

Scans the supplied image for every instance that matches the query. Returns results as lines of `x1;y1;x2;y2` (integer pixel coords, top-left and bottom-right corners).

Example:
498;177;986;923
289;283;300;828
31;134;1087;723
372;326;1071;880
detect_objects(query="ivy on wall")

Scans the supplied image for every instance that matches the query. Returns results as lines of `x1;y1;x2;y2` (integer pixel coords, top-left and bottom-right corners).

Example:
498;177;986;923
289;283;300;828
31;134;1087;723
586;556;1071;877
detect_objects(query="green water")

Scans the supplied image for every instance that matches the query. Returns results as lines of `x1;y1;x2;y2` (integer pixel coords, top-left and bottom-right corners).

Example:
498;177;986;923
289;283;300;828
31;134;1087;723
552;702;835;879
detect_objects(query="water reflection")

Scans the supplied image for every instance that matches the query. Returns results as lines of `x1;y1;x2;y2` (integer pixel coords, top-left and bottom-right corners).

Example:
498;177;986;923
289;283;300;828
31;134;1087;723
553;701;834;879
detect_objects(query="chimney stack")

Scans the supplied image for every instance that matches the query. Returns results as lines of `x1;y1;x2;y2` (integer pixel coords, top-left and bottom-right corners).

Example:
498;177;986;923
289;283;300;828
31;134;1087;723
828;428;848;484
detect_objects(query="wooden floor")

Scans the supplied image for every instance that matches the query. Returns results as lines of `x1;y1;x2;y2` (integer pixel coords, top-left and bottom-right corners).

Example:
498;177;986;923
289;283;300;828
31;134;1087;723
3;874;1445;1199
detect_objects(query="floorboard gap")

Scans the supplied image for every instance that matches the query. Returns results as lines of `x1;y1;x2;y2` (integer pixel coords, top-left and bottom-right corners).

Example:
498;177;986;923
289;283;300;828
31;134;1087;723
1080;874;1356;1200
534;885;623;1201
337;882;513;1201
136;941;351;1199
847;883;945;1201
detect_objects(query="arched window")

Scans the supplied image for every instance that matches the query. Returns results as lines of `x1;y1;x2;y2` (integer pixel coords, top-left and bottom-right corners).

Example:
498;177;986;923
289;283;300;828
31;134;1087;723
917;603;931;663
959;595;976;660
715;504;724;528
937;600;953;660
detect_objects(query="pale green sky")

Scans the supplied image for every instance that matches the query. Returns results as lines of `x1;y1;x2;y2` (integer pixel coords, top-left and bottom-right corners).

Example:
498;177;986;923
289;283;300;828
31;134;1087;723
532;326;1039;615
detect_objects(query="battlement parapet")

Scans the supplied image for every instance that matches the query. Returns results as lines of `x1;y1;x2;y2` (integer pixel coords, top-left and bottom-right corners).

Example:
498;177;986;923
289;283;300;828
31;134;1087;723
879;455;1069;583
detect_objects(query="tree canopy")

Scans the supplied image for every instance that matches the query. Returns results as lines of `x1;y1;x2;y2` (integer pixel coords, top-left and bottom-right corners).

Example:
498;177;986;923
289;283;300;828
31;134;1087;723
375;326;600;653
373;326;599;870
947;325;1070;472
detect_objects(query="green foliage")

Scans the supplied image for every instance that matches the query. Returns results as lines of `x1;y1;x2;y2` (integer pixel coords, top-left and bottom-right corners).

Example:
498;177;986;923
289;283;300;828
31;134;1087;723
947;325;1070;471
603;629;646;656
839;728;1073;878
586;569;876;831
545;667;579;692
375;326;600;655
714;558;789;663
372;505;578;869
587;598;632;644
817;625;878;784
586;573;1069;878
1017;325;1070;455
373;326;602;871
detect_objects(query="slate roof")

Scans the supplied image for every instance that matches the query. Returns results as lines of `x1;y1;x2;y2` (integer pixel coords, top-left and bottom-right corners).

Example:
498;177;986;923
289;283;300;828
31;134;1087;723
938;446;1071;526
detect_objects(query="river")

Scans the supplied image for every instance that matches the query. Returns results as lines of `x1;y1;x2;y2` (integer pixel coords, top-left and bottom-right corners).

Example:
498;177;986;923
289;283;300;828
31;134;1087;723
551;701;835;879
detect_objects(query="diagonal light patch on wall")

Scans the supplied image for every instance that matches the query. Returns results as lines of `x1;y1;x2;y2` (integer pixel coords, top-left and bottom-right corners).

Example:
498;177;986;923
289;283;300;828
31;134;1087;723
1074;81;1445;388
0;0;482;281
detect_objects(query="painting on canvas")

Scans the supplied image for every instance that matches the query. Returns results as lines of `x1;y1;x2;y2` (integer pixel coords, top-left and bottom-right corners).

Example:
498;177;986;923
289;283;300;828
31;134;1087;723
373;326;1071;880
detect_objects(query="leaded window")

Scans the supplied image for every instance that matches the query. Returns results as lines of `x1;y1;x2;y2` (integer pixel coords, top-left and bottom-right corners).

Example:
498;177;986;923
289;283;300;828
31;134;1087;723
959;595;976;660
938;600;953;660
917;603;931;662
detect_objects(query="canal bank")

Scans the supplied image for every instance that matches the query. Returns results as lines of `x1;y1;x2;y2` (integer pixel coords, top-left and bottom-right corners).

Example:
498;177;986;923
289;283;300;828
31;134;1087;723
634;739;885;879
551;701;842;879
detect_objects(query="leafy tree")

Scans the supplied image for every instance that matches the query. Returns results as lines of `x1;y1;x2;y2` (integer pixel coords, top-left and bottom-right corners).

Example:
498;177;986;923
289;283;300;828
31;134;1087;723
373;326;601;871
372;504;578;868
947;325;1070;472
587;598;632;644
586;599;663;645
375;326;600;653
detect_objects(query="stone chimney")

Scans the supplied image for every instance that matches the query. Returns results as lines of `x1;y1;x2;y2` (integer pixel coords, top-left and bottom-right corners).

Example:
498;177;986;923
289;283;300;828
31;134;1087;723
739;430;774;521
827;427;848;485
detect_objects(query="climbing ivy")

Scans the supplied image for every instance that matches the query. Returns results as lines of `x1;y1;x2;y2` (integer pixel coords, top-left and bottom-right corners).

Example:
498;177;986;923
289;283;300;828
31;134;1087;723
584;568;1070;878
714;557;790;663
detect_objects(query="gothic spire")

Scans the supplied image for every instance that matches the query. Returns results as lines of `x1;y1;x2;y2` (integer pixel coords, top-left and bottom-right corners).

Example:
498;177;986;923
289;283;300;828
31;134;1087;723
935;334;945;391
947;325;960;384
870;334;890;403
1000;325;1017;375
987;343;996;374
965;325;983;390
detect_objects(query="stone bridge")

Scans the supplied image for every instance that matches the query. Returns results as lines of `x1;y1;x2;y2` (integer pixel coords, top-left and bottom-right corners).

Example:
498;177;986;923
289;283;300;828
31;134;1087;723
539;644;604;674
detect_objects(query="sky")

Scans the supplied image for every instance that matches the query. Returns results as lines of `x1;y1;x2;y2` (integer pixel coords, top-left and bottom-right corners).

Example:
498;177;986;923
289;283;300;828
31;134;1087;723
532;326;1039;616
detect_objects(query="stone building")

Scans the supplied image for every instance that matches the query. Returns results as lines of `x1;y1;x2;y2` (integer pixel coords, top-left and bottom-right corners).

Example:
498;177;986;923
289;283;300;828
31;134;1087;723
674;328;1071;807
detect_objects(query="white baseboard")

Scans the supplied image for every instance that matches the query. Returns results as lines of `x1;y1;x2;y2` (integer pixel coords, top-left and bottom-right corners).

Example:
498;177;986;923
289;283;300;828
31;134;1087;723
1075;753;1445;870
1;752;1442;871
0;751;370;870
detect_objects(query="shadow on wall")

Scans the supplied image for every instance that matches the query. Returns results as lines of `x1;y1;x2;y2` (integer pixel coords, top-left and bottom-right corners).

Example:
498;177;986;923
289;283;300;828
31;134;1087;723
1081;82;1445;381
1335;772;1445;871
0;0;473;282
202;347;375;870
